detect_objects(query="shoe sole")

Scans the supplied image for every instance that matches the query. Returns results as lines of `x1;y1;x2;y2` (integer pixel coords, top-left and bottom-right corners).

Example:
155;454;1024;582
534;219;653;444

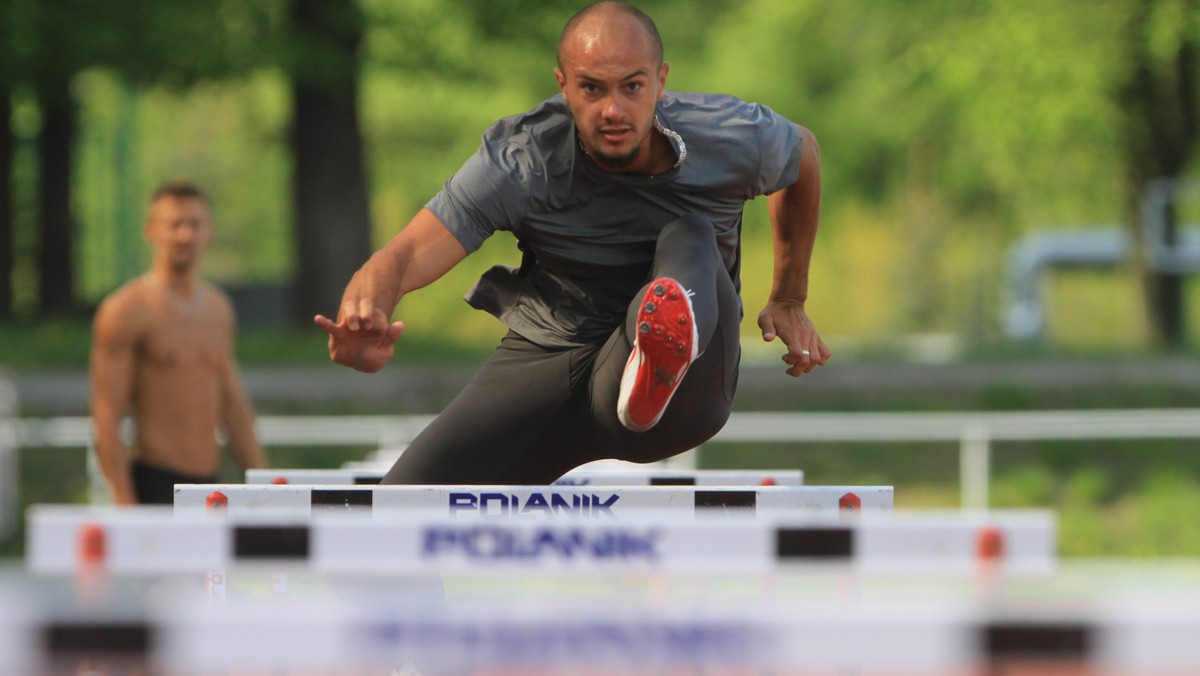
617;277;699;432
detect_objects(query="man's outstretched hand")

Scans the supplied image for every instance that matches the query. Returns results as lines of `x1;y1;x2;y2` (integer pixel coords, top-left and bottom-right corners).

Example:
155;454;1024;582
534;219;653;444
757;299;831;377
314;310;405;374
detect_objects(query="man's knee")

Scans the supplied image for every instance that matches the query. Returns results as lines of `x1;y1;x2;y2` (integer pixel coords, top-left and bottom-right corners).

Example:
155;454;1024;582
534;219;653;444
664;213;717;247
655;213;723;279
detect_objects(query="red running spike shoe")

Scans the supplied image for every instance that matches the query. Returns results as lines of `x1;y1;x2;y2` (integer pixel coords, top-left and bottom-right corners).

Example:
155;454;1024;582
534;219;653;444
618;277;699;432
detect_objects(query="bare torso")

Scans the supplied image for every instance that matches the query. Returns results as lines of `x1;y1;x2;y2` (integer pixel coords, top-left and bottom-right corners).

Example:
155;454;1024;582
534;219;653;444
124;276;232;475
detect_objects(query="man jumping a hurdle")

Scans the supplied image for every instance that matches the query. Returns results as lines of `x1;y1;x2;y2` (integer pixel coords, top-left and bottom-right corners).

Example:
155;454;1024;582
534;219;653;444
316;1;829;484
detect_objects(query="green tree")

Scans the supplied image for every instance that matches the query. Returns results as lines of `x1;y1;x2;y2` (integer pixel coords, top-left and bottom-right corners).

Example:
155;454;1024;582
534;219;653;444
18;0;92;316
283;0;374;323
3;0;276;317
703;0;1183;344
1115;0;1200;347
0;0;13;318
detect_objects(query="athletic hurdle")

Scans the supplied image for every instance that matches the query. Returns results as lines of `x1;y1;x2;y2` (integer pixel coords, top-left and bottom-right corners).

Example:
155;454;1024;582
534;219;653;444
9;570;1200;674
246;466;805;486
174;483;889;519
18;503;1076;672
27;505;1055;575
21;515;1192;674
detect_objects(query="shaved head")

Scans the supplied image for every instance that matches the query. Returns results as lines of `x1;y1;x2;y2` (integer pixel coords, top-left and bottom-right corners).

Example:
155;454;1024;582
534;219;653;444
557;2;663;71
553;1;671;174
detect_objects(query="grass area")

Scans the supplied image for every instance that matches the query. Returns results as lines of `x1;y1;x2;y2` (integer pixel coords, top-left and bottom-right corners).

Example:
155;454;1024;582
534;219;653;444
0;319;97;370
703;439;1200;558
0;317;496;371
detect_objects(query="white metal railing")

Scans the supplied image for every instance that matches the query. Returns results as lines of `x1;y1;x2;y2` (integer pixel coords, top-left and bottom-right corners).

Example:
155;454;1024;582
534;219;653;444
9;409;1200;512
717;409;1200;509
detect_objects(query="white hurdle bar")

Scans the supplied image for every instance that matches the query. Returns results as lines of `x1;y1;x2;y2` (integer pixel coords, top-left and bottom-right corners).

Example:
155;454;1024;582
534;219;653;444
246;467;805;486
174;483;889;519
26;505;1055;575
8;581;1200;673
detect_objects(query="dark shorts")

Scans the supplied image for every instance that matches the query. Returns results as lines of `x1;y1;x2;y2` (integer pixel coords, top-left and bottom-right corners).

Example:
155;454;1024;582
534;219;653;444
131;460;219;505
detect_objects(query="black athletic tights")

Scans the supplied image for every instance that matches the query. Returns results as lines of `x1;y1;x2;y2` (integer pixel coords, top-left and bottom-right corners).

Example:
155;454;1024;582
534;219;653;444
382;214;741;485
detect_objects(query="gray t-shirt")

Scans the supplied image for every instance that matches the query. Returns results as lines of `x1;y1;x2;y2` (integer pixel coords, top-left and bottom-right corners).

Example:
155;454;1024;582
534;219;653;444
426;91;803;348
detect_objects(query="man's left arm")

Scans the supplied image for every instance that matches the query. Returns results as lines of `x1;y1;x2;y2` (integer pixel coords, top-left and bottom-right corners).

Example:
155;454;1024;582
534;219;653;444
758;124;832;377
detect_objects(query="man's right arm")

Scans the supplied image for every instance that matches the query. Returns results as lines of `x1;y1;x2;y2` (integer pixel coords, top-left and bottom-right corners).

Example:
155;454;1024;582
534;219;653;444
314;208;468;373
89;296;140;505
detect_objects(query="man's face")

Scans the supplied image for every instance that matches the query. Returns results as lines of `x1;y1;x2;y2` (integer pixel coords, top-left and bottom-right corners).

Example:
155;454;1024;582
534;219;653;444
555;15;667;173
144;196;213;272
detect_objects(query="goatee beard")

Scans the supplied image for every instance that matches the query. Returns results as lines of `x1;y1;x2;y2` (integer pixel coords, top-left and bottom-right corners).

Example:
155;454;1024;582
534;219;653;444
589;140;641;169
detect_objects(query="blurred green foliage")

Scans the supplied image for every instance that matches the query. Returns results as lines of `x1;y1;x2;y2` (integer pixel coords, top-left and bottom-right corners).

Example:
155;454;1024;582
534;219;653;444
5;0;1198;349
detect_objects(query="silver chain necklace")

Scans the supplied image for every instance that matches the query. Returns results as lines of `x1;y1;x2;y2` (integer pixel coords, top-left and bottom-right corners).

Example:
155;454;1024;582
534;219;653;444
654;115;687;168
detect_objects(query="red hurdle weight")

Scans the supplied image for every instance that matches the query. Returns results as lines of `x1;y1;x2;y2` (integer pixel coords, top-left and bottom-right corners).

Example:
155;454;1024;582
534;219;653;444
206;490;228;511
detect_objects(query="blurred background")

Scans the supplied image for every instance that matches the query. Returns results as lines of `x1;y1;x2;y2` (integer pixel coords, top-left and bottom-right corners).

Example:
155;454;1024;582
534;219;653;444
2;0;1199;556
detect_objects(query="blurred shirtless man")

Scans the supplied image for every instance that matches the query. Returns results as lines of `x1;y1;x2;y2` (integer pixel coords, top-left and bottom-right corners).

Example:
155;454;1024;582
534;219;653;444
90;180;266;505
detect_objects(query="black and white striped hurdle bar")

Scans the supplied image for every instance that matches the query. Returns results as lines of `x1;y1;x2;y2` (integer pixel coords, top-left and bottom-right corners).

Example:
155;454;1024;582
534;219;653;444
6;577;1199;673
246;467;805;487
174;484;886;518
27;505;1055;575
